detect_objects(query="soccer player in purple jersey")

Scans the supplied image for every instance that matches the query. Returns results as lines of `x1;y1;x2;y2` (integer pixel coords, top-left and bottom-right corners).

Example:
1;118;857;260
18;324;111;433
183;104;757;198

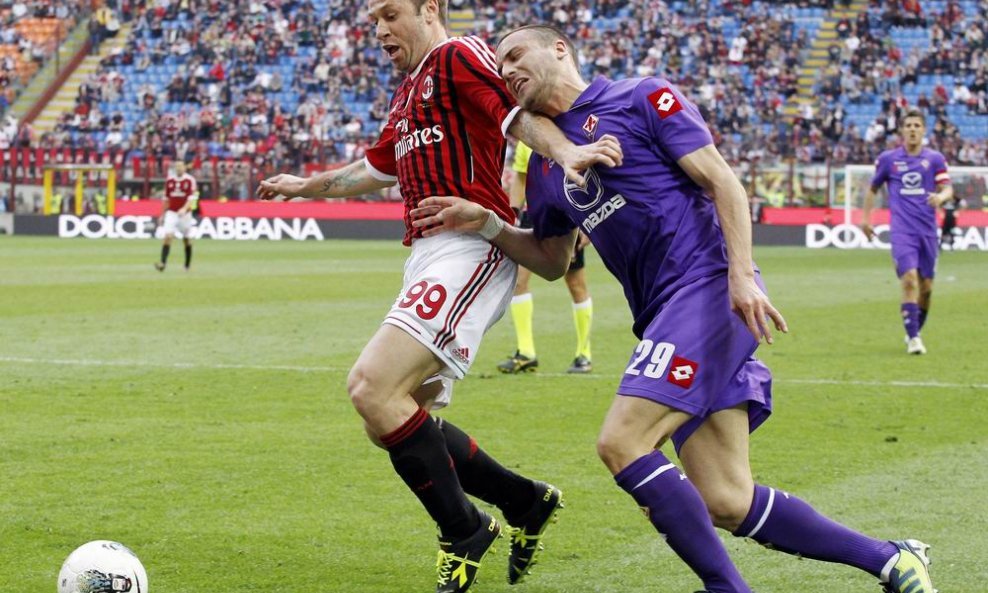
411;25;938;593
861;110;954;355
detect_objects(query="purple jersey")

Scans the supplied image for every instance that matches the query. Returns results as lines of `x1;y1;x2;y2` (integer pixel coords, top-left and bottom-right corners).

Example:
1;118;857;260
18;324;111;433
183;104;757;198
870;147;950;238
525;76;728;337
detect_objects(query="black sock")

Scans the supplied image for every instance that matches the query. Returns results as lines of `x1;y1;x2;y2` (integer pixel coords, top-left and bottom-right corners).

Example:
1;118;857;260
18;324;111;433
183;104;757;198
436;417;536;525
184;243;192;268
382;408;479;539
161;244;170;264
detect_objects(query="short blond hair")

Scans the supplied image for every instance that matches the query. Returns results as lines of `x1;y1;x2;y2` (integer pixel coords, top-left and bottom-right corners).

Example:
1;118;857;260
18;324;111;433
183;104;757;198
411;0;447;25
499;25;579;70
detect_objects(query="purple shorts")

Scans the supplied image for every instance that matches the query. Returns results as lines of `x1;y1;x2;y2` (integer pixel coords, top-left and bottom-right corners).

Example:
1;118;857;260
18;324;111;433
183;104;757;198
891;232;938;278
617;273;774;454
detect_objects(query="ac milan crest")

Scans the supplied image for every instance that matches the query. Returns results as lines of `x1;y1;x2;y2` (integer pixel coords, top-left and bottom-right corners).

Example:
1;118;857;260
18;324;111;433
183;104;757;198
422;75;434;100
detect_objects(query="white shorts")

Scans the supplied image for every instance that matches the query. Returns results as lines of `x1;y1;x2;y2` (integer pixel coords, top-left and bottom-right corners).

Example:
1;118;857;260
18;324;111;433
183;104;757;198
383;232;517;405
162;210;194;238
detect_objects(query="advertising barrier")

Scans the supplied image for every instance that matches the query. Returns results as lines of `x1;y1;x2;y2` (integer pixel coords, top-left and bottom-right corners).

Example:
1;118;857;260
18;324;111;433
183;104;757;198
8;200;988;250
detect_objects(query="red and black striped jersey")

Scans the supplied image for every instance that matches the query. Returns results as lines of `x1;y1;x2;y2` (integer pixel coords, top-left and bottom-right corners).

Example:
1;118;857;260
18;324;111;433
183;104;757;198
364;36;520;246
165;173;197;211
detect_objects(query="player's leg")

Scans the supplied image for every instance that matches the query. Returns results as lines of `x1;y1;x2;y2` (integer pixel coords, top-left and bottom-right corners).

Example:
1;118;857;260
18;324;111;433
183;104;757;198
156;238;171;272
183;237;193;270
499;265;538;373
157;211;179;271
348;324;484;533
563;250;592;373
434;414;562;584
601;272;791;593
364;377;562;585
598;395;752;593
375;234;526;591
918;276;933;332
680;407;915;588
364;379;541;525
172;213;194;271
900;269;926;353
916;235;938;334
350;327;503;593
893;236;925;352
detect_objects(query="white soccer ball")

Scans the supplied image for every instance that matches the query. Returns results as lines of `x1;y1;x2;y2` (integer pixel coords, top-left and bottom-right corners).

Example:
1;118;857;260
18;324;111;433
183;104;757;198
57;540;148;593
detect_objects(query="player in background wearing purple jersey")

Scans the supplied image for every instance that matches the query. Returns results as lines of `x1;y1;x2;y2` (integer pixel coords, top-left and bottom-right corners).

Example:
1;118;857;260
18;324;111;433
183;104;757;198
411;25;937;593
861;110;954;355
256;4;624;592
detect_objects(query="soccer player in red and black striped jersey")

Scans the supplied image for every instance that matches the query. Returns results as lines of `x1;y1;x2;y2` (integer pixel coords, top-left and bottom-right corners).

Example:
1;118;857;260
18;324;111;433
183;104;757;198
155;160;198;272
256;1;622;591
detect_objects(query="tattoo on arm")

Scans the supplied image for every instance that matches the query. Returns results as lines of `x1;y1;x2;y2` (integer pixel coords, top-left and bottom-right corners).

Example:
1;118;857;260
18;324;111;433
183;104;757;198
318;167;362;197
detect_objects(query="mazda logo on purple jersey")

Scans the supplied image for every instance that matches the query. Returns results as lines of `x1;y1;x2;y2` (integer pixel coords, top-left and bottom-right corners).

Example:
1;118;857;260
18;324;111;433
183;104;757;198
902;171;922;188
563;166;604;211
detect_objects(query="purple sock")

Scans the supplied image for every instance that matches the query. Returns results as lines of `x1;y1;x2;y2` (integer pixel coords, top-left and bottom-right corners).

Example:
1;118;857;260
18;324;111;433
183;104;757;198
733;485;898;577
615;451;751;593
918;308;928;332
901;303;920;339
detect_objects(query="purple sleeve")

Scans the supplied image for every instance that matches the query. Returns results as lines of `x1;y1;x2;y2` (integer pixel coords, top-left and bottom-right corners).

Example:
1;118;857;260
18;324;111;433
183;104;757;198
870;155;889;190
636;78;713;161
933;152;950;183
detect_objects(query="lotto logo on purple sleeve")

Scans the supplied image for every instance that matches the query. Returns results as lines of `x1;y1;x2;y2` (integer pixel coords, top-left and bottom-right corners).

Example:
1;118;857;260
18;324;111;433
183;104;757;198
647;88;683;119
666;356;699;388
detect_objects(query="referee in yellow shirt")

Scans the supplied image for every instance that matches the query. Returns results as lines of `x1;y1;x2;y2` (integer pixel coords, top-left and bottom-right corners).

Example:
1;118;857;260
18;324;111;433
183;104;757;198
498;141;594;374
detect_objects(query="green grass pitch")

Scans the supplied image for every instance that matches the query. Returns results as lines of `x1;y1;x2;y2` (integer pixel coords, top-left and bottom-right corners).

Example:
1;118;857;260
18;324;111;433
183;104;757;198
1;236;986;592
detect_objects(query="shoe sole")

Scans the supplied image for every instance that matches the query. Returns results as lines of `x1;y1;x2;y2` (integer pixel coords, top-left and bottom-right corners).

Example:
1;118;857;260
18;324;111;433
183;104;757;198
497;364;538;374
509;490;564;585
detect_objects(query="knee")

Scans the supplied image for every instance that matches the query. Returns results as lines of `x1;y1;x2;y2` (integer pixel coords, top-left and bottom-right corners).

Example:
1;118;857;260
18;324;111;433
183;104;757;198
700;489;751;532
596;430;635;475
347;364;382;419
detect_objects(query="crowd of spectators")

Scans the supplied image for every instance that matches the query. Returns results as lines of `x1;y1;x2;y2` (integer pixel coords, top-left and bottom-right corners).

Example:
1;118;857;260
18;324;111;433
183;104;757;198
4;0;988;180
807;0;988;166
1;0;89;117
36;0;397;168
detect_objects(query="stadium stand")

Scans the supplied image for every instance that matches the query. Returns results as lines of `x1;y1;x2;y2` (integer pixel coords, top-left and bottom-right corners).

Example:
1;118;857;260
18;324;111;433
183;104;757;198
3;0;988;205
812;0;988;164
0;1;83;122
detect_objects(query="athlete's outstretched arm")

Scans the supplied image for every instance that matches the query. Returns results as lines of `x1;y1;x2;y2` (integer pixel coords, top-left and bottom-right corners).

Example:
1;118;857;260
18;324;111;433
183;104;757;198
509;112;623;186
677;144;788;344
861;186;879;240
928;182;954;207
256;160;394;200
410;196;577;280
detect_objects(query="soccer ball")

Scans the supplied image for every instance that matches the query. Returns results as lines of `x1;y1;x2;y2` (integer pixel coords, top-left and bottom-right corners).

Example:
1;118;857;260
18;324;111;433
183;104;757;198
57;540;148;593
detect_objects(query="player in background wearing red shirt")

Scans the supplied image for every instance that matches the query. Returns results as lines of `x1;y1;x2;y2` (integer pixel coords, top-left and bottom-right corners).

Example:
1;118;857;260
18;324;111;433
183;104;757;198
155;160;198;272
257;1;621;591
